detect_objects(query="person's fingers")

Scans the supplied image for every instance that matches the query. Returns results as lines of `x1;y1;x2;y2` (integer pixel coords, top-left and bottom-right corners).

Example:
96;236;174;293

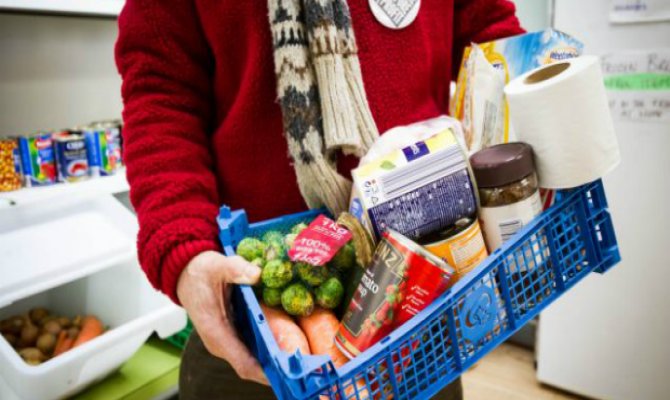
215;254;261;285
189;282;267;385
196;304;268;385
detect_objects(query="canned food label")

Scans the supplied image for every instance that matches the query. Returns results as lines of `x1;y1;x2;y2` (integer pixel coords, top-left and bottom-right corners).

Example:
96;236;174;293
424;220;488;278
18;134;57;186
337;237;405;356
12;148;22;174
336;231;454;358
352;130;478;241
54;135;89;182
84;126;122;176
479;191;542;252
393;242;454;326
288;215;352;266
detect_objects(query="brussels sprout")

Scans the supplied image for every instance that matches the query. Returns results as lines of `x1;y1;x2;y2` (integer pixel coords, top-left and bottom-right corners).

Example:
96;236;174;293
328;242;356;271
262;287;283;307
281;283;315;316
250;258;265;269
284;233;298;249
236;238;266;262
296;262;330;287
290;222;309;235
262;231;284;244
261;260;293;288
263;231;287;261
315;277;344;309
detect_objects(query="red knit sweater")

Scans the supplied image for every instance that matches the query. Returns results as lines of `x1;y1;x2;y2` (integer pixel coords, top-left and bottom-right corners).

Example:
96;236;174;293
115;0;523;303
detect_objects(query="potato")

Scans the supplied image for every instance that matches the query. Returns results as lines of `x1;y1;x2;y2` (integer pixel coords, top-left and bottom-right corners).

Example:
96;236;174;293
1;316;26;335
28;308;49;324
36;333;56;356
38;315;56;327
56;316;71;329
19;323;39;348
19;347;46;365
42;320;62;336
2;333;17;347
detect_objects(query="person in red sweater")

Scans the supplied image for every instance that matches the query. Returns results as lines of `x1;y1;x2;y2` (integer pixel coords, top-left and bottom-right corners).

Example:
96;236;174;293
115;1;522;398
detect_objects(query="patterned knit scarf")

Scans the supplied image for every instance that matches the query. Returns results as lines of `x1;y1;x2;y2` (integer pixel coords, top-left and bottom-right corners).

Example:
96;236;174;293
268;0;379;215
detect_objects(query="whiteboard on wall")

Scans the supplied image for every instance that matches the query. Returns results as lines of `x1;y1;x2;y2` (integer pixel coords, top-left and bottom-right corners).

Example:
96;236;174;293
537;1;670;400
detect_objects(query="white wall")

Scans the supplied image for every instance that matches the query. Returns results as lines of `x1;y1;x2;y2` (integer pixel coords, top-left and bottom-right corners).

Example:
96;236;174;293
0;13;122;136
513;0;552;31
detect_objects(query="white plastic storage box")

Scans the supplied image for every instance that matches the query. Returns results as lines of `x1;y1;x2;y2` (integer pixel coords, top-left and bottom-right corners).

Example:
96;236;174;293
0;261;186;400
0;193;186;400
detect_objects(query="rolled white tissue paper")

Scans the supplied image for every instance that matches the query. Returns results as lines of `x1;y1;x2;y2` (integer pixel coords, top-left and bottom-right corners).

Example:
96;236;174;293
504;55;620;189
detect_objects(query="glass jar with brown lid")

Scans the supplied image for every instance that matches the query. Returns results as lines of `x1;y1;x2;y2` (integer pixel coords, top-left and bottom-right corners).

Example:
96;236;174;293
470;143;542;251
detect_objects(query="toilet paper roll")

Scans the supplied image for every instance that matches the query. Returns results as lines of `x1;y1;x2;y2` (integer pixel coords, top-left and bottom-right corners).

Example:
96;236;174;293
504;56;620;189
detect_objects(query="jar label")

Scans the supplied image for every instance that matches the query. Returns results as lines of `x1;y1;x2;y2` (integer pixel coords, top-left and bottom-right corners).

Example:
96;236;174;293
479;191;542;252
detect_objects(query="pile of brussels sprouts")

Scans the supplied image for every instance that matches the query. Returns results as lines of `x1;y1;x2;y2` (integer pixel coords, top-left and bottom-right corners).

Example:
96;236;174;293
236;222;356;317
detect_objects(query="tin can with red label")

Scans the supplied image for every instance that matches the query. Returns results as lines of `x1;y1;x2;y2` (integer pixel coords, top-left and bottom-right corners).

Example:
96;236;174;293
335;230;454;359
419;218;489;280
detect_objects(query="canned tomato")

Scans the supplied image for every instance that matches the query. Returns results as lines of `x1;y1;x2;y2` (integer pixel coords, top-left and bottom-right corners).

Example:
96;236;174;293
419;218;489;280
53;132;89;183
0;138;22;192
335;230;454;359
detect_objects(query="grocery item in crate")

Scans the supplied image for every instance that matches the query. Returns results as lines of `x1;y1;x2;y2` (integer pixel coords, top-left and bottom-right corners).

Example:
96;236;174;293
288;215;352;266
418;217;488;279
459;45;506;153
357;115;466;165
83;122;123;177
18;132;58;187
0;308;105;366
470;143;542;251
451;29;584;144
0;138;22;192
53;131;89;183
237;219;358;317
505;56;621;189
335;230;454;359
351;129;478;242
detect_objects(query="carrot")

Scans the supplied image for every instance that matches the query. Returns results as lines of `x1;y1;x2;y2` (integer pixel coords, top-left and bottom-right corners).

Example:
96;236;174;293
298;308;348;368
261;304;310;355
53;331;74;356
71;316;104;348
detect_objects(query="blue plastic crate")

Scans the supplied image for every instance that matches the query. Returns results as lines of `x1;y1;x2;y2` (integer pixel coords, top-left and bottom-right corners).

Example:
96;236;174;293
217;179;620;400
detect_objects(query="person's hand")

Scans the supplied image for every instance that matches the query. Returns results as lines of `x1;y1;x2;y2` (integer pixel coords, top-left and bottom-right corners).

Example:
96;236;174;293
177;250;268;385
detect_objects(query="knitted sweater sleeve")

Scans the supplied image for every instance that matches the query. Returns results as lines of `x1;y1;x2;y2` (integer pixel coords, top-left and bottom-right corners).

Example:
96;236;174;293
115;0;221;304
452;0;525;76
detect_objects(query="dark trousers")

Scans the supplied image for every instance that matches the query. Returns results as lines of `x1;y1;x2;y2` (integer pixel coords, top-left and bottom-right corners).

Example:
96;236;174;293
180;332;463;400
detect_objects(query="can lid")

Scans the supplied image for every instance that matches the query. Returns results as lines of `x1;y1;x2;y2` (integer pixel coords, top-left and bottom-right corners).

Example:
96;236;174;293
469;143;536;188
386;230;455;274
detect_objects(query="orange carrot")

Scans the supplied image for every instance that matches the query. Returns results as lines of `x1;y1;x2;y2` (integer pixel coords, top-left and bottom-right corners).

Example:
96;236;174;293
298;308;348;368
71;316;104;348
53;331;74;356
261;304;310;355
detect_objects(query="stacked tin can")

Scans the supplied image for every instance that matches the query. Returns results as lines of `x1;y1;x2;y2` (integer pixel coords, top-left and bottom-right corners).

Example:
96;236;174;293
1;119;123;191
